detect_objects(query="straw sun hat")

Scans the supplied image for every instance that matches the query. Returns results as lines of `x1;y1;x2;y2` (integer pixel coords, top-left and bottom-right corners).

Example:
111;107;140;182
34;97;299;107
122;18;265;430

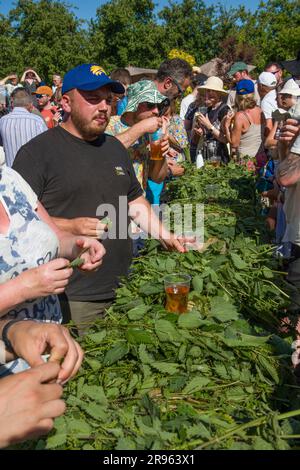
198;76;228;94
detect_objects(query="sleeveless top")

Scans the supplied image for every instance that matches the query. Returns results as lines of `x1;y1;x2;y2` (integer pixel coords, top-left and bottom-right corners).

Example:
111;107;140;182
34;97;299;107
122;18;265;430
0;166;61;376
238;111;264;159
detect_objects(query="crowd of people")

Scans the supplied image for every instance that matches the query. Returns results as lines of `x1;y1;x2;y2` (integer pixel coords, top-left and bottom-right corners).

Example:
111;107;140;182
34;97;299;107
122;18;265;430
0;52;299;448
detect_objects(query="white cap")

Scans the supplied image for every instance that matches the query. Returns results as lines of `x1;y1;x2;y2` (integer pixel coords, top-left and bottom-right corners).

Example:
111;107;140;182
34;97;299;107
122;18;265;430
278;79;300;97
258;71;277;88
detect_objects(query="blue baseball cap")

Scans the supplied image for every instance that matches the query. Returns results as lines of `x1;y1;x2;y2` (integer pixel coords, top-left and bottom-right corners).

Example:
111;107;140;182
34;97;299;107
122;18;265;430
62;64;125;95
236;79;255;95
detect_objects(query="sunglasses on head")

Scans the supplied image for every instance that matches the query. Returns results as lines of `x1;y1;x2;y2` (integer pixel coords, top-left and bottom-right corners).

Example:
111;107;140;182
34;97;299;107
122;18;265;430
271;70;280;75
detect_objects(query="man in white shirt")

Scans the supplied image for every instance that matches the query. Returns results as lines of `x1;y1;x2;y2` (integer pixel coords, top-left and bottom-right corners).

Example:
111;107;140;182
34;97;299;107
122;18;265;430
180;74;207;119
258;71;278;135
0;88;47;167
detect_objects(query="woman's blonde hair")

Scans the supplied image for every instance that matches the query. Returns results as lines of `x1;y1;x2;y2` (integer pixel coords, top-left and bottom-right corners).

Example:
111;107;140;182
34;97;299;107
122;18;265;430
236;93;256;111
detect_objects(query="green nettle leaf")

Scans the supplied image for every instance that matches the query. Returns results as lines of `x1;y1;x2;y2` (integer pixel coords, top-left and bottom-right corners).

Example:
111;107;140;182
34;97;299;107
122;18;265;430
214;363;229;379
252;436;274;450
66;419;91;435
86;330;107;344
178;343;187;361
68;257;84;268
230;253;248;270
103;342;129;366
127;374;140;393
126;328;155;345
115;437;137;450
168;375;187;392
188;346;202;358
66;395;84;407
192;275;203;293
138;344;153;364
182;377;210;394
154;319;183;343
263;268;274;279
84;357;102;371
151;362;180;375
82;385;108;406
81;402;108;421
210;297;239;323
166;258;177;273
139;283;164;295
53;416;67;433
46;433;67;449
222;333;269;348
258;355;280;384
178;311;202;329
186;423;211;439
127;305;150;320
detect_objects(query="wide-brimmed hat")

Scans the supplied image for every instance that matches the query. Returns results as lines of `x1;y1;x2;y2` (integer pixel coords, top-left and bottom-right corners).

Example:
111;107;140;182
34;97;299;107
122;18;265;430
228;61;248;77
198;76;228;94
281;51;300;77
125;80;166;113
278;79;300;97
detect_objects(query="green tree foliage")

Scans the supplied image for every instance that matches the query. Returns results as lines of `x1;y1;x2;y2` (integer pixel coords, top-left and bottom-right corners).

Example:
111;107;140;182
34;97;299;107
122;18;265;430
0;0;298;80
0;14;21;75
89;0;163;71
7;0;90;81
159;0;217;64
228;0;300;69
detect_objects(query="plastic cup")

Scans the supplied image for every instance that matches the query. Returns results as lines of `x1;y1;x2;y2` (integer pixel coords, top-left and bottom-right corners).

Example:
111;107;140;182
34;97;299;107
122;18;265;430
149;129;164;161
205;184;219;201
209;155;221;168
164;273;191;313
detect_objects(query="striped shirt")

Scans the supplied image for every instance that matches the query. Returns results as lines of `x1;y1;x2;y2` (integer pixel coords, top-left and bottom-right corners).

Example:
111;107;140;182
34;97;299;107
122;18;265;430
0;107;47;167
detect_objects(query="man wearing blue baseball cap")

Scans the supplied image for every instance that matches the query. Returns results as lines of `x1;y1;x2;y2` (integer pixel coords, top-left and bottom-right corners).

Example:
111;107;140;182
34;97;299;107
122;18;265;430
13;63;189;334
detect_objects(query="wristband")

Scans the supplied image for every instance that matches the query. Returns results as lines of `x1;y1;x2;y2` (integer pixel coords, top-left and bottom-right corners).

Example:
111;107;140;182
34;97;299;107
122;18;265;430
209;125;215;132
1;319;26;354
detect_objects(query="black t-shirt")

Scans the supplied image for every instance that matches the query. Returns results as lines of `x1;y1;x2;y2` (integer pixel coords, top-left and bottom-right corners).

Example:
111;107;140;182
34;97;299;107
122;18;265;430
13;126;143;301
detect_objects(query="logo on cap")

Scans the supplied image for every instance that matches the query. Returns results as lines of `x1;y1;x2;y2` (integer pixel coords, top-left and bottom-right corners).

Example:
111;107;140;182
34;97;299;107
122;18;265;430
90;65;106;76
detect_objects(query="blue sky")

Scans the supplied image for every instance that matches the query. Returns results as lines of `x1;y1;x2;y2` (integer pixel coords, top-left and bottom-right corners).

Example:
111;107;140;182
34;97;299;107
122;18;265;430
0;0;261;20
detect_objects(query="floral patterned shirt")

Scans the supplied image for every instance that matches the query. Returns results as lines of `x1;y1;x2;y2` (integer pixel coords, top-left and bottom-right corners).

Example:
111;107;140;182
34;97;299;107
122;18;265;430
0;166;61;376
106;116;149;190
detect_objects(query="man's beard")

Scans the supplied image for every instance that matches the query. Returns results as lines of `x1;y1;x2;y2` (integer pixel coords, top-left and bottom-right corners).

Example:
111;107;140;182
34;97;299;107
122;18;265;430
71;106;109;141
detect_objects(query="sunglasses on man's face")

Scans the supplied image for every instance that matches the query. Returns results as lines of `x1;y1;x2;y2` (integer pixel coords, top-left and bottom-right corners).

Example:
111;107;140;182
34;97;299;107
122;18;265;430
145;98;170;115
144;102;159;110
169;77;184;97
36;94;48;99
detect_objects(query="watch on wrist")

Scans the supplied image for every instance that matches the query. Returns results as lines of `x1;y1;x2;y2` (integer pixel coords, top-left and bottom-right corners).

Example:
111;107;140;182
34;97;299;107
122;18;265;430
1;319;25;354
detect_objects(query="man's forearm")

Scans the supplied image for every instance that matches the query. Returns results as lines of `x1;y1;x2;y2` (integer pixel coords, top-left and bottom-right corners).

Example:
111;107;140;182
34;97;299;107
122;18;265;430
129;197;170;239
149;159;168;183
115;122;145;149
277;152;300;187
51;217;75;234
